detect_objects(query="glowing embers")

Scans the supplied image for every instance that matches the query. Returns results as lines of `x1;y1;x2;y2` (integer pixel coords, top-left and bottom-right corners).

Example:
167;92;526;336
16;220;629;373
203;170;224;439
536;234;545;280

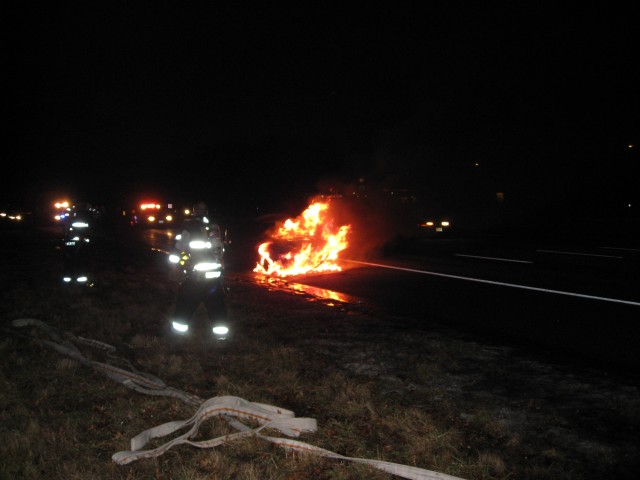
254;200;351;277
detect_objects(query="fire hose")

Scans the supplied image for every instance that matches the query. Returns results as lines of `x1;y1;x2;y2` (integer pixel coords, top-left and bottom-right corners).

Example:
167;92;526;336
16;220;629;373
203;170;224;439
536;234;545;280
9;318;466;480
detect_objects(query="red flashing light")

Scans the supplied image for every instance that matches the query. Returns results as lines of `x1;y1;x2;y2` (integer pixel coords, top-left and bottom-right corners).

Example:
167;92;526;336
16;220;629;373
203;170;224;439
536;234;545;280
140;203;161;210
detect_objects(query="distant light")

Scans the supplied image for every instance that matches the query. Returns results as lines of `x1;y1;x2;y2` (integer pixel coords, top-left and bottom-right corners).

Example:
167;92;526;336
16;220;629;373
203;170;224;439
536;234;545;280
212;326;229;335
172;321;189;333
628;144;634;149
441;221;450;227
205;271;222;278
77;276;88;282
184;209;191;215
63;277;72;282
474;162;480;167
71;222;89;228
148;216;155;222
169;254;180;263
166;215;173;221
141;203;161;210
629;204;633;208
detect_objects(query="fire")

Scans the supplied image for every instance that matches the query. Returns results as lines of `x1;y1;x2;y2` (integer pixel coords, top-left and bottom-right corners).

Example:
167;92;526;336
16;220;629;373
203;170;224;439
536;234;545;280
254;200;351;276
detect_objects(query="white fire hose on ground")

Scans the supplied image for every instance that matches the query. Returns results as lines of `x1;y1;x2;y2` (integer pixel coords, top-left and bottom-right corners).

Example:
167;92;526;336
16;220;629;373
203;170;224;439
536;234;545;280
10;318;466;480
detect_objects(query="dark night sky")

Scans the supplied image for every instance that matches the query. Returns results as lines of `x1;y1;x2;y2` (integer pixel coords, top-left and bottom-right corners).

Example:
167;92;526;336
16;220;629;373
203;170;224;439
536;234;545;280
4;3;639;223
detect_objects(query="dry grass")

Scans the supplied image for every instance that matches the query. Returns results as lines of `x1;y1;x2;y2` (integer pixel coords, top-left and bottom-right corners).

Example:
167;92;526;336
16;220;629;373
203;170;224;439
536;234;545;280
1;226;639;479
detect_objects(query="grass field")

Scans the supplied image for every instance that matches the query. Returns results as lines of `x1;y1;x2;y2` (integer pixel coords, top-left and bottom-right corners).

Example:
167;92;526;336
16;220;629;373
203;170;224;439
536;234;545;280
1;224;639;479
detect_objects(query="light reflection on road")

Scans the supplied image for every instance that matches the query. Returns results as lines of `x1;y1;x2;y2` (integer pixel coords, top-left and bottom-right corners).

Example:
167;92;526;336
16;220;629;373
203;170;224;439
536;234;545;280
253;274;361;306
137;228;176;252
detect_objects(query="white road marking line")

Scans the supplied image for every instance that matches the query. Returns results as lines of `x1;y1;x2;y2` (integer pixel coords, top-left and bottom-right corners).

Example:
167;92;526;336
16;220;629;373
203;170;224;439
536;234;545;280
345;260;640;306
536;249;623;258
601;246;640;252
455;254;533;264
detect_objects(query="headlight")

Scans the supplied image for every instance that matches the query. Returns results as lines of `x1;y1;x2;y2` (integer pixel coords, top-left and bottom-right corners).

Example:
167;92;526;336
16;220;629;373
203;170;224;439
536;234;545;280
212;324;229;340
172;321;189;333
169;254;180;264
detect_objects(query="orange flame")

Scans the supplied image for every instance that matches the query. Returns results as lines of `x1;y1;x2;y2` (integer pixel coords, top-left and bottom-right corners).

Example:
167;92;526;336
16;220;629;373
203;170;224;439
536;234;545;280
254;200;350;276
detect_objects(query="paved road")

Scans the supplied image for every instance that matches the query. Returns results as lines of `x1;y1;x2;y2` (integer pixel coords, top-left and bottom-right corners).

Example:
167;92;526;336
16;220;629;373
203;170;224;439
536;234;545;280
301;238;640;376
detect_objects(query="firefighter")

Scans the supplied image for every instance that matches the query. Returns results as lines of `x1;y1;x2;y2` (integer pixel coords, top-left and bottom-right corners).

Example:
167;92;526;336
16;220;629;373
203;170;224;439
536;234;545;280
168;201;229;339
61;203;94;286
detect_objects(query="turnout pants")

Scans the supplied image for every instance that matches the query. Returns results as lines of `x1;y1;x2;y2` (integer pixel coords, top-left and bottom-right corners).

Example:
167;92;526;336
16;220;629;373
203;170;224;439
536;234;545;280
173;276;227;327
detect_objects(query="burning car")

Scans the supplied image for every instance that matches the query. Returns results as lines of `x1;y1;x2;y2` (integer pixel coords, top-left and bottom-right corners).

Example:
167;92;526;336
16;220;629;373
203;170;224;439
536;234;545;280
254;200;351;277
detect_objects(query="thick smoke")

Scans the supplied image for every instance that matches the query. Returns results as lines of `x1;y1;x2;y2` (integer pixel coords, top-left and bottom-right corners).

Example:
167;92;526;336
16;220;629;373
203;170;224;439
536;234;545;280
313;177;421;262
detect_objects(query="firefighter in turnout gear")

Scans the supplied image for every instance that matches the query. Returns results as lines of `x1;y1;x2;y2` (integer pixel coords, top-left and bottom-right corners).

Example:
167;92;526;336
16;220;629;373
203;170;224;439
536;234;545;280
168;201;229;339
61;204;95;286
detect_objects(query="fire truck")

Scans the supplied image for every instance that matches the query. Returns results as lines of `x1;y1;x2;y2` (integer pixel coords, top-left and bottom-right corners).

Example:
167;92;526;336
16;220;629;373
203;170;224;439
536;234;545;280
129;201;178;228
